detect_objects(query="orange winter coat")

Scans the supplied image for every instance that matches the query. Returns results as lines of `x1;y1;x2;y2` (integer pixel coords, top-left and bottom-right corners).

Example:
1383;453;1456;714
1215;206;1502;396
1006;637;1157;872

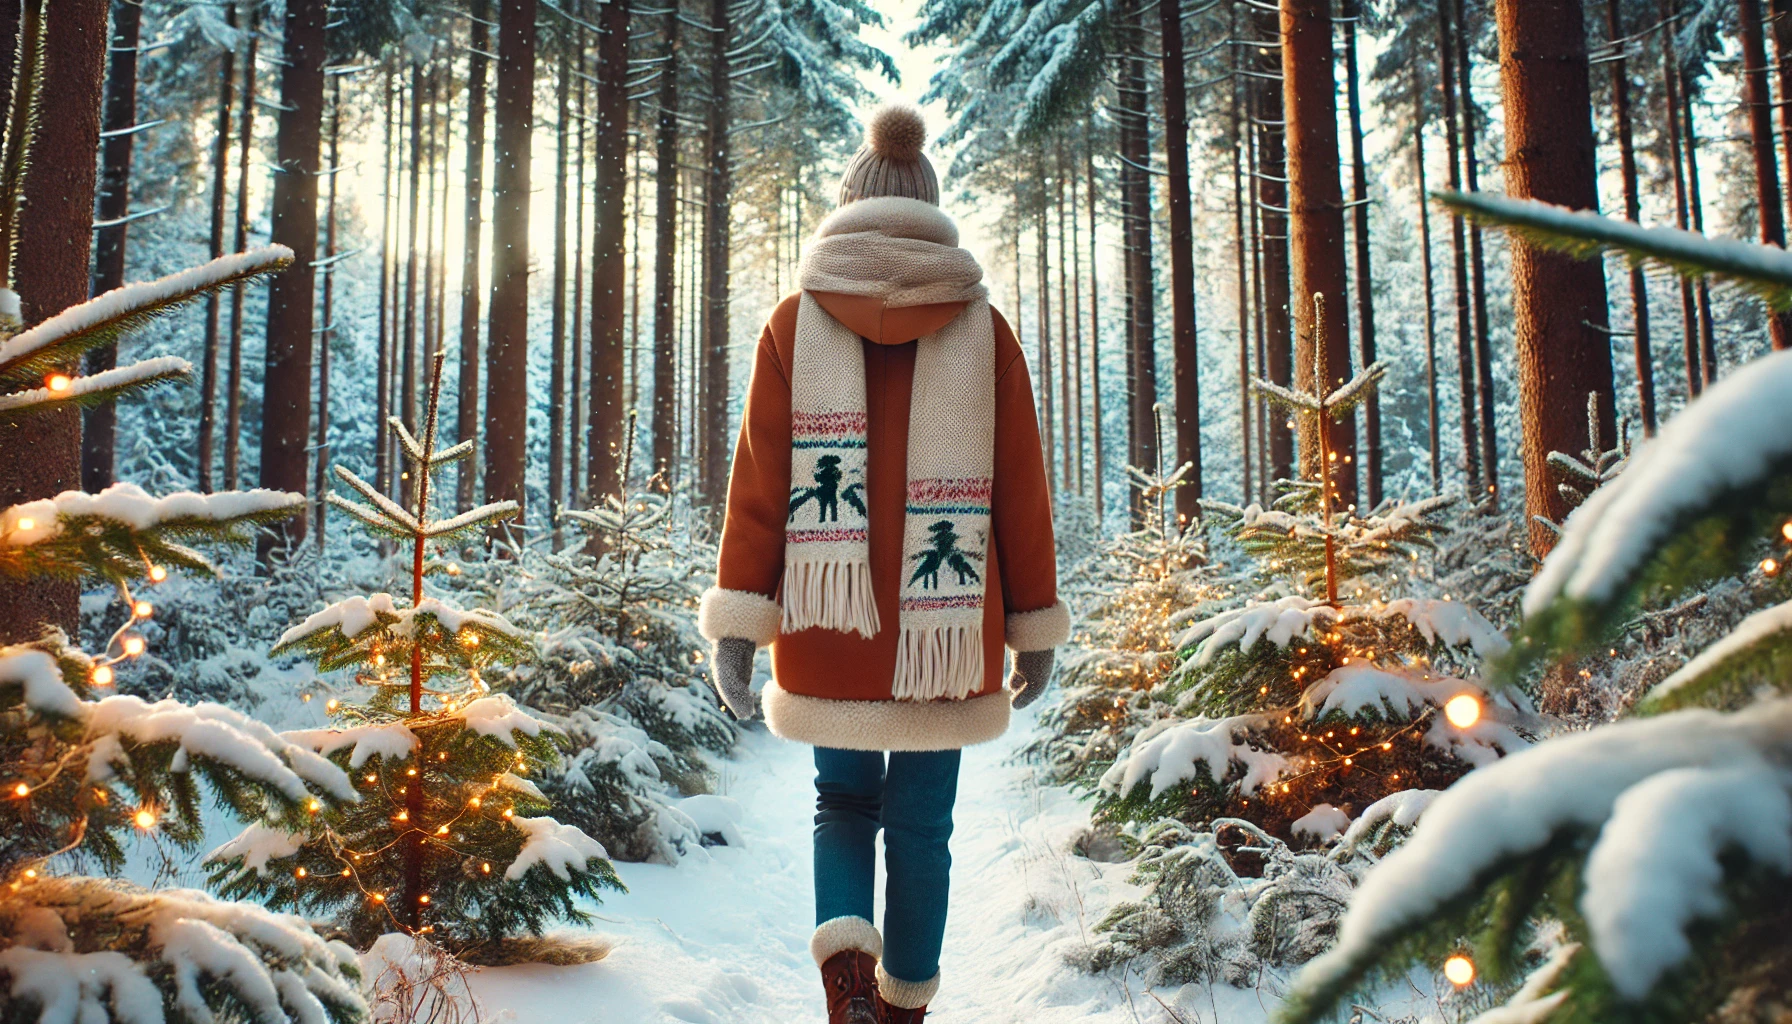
705;290;1065;751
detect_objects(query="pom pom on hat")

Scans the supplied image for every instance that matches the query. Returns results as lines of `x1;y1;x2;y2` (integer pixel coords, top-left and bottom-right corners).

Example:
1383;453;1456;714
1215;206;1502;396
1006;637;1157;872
838;103;941;207
867;104;928;162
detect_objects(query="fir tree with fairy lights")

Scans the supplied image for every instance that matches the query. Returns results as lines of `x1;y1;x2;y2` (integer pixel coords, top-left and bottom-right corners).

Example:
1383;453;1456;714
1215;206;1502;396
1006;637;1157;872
208;352;622;954
0;10;365;1014
1087;295;1533;843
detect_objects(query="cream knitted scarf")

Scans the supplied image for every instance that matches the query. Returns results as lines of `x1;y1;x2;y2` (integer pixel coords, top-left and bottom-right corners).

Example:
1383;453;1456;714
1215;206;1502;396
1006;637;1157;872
787;197;994;701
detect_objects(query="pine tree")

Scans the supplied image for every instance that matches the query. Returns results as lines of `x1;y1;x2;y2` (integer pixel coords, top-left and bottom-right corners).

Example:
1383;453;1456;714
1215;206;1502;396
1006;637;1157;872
1278;194;1792;1024
0;232;365;1017
211;353;622;953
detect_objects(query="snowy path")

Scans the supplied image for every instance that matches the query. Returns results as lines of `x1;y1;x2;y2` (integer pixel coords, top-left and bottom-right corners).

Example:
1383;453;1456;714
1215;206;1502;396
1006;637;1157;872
453;706;1297;1024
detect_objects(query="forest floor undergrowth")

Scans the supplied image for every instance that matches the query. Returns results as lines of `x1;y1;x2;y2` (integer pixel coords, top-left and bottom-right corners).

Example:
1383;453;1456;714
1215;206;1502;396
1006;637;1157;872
393;706;1437;1024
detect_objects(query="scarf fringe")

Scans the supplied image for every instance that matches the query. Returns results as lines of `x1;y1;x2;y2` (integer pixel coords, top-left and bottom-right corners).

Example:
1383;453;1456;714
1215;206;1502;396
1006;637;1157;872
781;558;881;638
892;622;985;702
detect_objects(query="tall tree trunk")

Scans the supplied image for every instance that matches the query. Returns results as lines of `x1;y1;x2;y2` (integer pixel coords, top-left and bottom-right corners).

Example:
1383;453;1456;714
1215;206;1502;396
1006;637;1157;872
255;0;326;561
315;77;339;549
1661;10;1701;400
1496;0;1616;556
224;6;257;492
1681;78;1718;381
701;0;732;509
457;0;488;509
1231;34;1253;505
1437;0;1480;491
402;64;423;496
1739;0;1792;349
1161;0;1200;519
570;12;586;508
484;0;535;537
1281;0;1356;506
650;6;679;488
1056;146;1073;492
550;35;569;544
0;0;106;642
83;0;142;492
377;65;394;496
198;8;236;494
0;0;18;116
1067;140;1085;496
1413;74;1443;493
589;0;629;505
1606;0;1656;435
1120;0;1157;523
1255;13;1294;484
1086;133;1104;530
1452;0;1499;503
1341;0;1379;507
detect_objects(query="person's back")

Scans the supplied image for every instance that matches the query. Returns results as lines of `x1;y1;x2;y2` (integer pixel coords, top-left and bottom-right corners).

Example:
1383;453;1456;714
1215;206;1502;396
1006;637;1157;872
698;105;1068;1023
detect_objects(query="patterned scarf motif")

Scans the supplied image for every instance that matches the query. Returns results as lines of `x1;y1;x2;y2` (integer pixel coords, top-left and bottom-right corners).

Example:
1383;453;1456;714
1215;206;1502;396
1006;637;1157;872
789;199;994;701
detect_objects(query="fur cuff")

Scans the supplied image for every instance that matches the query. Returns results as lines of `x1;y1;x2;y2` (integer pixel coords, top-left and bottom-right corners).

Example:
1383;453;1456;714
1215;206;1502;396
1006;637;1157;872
698;587;781;646
876;962;940;1009
1005;600;1071;651
811;916;882;966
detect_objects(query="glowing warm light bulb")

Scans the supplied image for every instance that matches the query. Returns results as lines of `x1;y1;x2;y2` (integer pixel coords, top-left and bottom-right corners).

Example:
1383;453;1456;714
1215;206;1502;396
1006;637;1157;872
460;629;480;648
15;517;33;531
91;665;114;686
1762;558;1780;576
469;797;481;808
365;774;377;783
23;869;36;879
12;783;28;798
481;862;492;874
395;810;409;822
45;374;71;392
436;825;449;835
419;894;430;904
1444;955;1476;987
371;893;386;903
122;636;145;657
1444;694;1482;729
147;564;167;582
133;601;153;619
306;798;320;814
133;807;158;830
501;808;514;819
326;698;340;712
295;867;307;878
406;768;417;777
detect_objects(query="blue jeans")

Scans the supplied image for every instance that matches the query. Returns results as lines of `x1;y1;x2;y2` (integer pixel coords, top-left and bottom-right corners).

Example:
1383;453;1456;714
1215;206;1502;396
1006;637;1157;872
813;746;961;987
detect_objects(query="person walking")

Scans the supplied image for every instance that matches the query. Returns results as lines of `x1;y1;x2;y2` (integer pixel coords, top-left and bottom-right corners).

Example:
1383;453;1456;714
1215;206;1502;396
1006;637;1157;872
698;104;1067;1023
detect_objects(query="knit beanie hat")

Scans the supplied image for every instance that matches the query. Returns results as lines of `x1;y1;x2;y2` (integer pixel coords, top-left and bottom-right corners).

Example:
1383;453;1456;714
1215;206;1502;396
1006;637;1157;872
838;104;940;207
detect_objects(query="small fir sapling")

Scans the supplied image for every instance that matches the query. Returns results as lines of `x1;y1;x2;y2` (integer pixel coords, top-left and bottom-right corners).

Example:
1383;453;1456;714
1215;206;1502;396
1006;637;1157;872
208;353;622;954
1088;297;1527;842
1534;391;1630;540
1280;198;1792;1024
473;413;735;862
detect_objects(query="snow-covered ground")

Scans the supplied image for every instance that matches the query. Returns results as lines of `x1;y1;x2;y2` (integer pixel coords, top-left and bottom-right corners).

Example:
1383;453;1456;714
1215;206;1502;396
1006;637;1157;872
426;706;1435;1024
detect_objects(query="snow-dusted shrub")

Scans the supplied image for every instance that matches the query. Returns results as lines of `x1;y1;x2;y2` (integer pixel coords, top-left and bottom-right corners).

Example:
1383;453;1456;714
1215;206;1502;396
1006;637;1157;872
1088;818;1364;986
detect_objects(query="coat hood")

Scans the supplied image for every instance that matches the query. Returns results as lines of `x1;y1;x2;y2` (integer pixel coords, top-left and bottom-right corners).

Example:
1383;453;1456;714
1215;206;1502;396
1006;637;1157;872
800;197;985;346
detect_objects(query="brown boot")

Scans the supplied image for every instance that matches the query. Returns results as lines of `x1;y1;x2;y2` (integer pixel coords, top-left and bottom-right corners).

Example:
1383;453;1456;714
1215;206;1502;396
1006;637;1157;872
874;963;938;1023
876;995;928;1023
820;950;880;1024
813;917;884;1024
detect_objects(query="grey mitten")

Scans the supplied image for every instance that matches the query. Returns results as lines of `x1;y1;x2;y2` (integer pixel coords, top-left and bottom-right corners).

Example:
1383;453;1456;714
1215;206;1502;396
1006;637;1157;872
710;637;758;720
1007;648;1056;710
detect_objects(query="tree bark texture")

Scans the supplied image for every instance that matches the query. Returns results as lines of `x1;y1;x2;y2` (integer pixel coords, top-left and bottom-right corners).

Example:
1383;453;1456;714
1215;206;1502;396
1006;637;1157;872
1496;0;1617;555
1452;0;1499;503
458;0;489;509
83;0;142;493
1120;0;1157;524
255;0;326;561
484;0;536;534
1341;0;1379;507
650;8;679;488
1161;0;1201;521
701;0;732;510
1255;11;1293;485
588;0;630;506
1281;0;1356;506
198;7;236;494
1437;0;1480;490
0;0;105;642
1606;0;1656;436
1740;0;1792;349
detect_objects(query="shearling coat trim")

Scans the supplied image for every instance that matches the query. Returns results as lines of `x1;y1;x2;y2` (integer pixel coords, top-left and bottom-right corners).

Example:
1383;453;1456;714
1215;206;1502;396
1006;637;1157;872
762;680;1010;752
1005;599;1071;652
876;962;940;1009
698;587;782;647
811;915;883;966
